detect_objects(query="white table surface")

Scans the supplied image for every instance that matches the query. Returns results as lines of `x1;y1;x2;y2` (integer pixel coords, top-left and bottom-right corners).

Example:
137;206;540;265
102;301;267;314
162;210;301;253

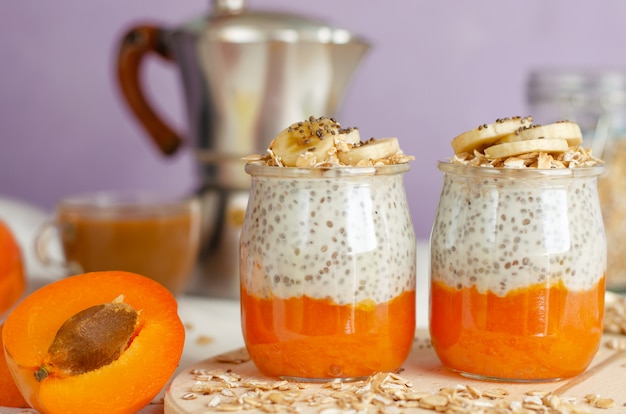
0;236;430;414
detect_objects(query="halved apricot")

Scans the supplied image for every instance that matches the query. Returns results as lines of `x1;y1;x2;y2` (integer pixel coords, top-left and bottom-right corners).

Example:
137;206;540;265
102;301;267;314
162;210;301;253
2;271;185;414
0;220;26;317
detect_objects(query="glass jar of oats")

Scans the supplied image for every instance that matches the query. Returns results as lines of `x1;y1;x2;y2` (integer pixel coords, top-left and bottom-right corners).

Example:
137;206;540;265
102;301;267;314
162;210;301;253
527;68;626;291
240;162;416;382
430;162;606;381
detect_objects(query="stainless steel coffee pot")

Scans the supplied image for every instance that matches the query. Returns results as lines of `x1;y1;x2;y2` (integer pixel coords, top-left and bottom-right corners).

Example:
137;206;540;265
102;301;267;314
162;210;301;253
116;0;370;297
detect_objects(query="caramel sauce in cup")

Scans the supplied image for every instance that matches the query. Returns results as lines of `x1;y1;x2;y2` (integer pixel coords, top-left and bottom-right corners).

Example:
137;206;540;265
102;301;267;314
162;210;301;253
38;191;200;296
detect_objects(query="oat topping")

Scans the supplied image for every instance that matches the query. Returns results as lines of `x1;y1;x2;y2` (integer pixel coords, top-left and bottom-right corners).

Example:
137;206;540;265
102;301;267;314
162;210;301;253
452;146;602;169
245;144;415;168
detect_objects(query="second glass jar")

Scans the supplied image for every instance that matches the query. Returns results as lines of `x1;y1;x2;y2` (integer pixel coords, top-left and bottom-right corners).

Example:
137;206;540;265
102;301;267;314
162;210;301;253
240;162;416;381
430;162;606;382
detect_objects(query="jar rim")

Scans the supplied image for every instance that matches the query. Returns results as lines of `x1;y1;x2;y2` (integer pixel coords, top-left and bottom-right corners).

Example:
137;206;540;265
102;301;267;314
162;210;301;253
245;161;410;178
437;160;604;179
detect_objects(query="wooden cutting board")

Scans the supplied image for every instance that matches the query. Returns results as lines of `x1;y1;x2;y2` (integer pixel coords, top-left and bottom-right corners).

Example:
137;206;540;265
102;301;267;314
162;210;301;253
164;330;626;413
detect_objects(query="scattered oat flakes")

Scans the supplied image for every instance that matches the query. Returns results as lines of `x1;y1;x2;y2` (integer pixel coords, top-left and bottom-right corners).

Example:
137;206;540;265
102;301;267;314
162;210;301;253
466;384;481;399
195;334;214;345
585;394;616;409
605;337;626;351
181;392;196;400
214;348;252;364
482;388;509;399
176;368;613;414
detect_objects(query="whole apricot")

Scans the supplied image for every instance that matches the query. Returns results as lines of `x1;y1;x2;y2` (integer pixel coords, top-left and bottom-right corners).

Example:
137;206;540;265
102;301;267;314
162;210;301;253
0;324;29;408
0;220;26;317
2;271;185;414
0;220;29;408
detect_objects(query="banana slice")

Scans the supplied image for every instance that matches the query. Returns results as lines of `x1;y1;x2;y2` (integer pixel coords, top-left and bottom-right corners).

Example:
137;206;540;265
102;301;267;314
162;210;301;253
451;116;533;154
337;137;400;165
270;116;341;167
336;127;361;145
334;127;361;153
497;121;583;146
484;138;569;159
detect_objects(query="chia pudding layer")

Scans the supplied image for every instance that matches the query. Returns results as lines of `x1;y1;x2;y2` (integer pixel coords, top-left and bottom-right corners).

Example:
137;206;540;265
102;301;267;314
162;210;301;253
430;162;606;296
240;162;416;305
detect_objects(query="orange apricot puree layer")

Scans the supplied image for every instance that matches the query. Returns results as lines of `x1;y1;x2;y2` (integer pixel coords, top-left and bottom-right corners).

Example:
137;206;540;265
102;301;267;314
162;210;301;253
430;277;605;380
241;289;416;380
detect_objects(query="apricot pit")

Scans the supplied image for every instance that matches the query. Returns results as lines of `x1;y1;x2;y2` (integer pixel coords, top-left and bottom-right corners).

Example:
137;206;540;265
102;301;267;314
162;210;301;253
35;297;139;381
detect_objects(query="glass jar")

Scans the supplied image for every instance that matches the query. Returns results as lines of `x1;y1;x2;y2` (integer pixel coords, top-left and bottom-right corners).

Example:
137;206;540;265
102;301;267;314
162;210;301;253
527;68;626;291
430;162;606;381
240;162;416;381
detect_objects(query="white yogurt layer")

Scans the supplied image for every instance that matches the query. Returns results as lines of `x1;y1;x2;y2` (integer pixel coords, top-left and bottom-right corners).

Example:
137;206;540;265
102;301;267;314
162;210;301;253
240;163;416;305
430;163;606;295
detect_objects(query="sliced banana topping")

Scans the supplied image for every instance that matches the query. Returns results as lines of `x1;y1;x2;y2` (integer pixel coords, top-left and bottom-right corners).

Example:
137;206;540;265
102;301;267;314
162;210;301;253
484;138;569;159
450;116;602;169
270;116;341;167
497;121;583;146
250;116;413;167
337;137;400;166
451;116;533;155
337;127;361;145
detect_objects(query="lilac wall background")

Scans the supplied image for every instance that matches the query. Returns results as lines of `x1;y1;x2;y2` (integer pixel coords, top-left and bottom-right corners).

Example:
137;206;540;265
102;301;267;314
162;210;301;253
2;0;626;239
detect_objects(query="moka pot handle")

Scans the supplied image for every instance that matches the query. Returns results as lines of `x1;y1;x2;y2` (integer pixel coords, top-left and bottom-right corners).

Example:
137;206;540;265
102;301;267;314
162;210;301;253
116;24;182;155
